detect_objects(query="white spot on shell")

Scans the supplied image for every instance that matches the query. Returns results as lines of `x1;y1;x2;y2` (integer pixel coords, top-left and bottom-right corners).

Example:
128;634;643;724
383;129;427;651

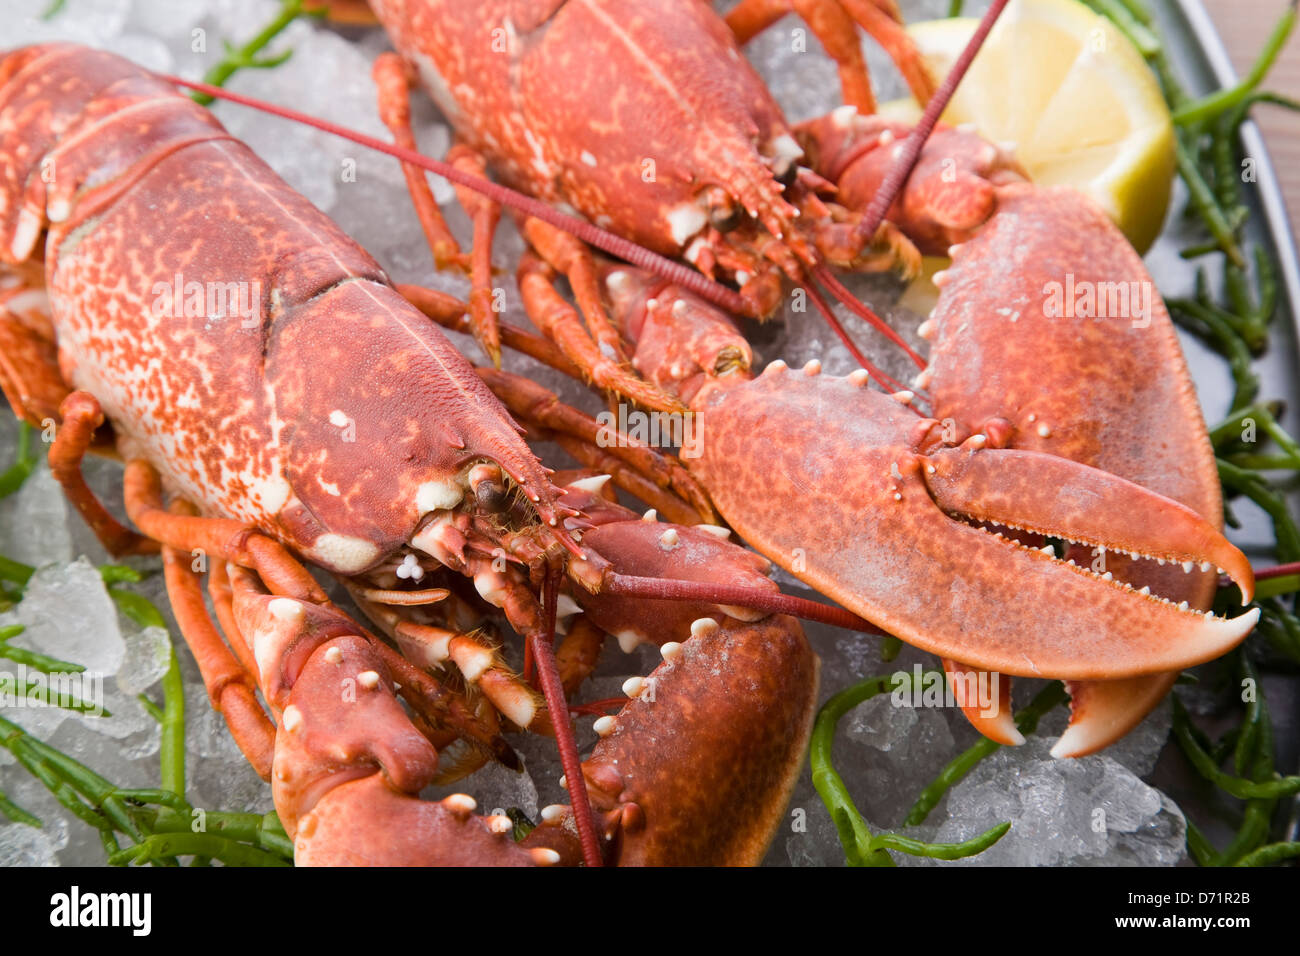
416;479;463;515
308;534;381;574
666;200;709;246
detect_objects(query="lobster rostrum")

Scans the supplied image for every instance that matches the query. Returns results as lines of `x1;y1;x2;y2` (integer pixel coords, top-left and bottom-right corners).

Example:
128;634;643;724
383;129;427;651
0;43;823;865
352;0;1260;754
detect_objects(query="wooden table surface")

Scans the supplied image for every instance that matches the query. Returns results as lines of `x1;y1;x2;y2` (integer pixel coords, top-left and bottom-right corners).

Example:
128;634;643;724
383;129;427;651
1204;0;1300;237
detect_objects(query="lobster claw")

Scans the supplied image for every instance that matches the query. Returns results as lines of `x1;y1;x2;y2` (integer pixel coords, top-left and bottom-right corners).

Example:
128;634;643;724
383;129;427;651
922;445;1254;606
691;369;1257;682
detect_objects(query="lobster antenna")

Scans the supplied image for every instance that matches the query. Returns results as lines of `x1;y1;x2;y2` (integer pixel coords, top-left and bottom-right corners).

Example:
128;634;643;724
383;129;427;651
156;73;751;318
853;0;1012;245
534;569;604;867
812;265;927;368
603;573;884;635
803;281;916;397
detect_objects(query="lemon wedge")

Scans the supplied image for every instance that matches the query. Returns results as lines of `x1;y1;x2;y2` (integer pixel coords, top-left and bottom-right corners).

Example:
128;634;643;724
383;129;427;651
880;0;1175;254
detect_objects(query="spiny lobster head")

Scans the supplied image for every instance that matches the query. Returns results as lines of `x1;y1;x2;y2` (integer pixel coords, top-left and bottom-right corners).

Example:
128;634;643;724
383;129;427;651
687;363;1257;682
264;281;580;581
797;108;1027;255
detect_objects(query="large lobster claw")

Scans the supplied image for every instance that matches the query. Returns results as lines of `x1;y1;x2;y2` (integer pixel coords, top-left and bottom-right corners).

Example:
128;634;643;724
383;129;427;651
690;367;1257;681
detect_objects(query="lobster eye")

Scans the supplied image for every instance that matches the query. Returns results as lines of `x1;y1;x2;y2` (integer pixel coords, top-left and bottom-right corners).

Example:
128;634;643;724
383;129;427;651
704;186;741;233
469;463;509;514
772;159;798;188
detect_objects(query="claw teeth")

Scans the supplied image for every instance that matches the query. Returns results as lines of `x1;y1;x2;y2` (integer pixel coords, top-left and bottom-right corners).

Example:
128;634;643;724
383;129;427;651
540;804;567;823
848;368;871;386
803;359;822;376
690;617;720;638
1178;601;1189;611
641;509;658;522
1182;560;1194;573
1200;561;1212;572
593;715;616;737
487;814;513;834
1139;586;1150;595
660;641;683;662
622;676;646;698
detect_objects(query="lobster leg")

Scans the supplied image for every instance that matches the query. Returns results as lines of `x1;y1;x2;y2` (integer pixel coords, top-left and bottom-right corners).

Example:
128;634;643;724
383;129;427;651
447;145;505;367
161;539;276;779
556;615;608;696
374;56;504;364
517;251;686;414
48;392;158;556
477;364;714;523
207;559;260;677
398;281;587;380
522;217;636;369
121;460;328;605
0;271;66;429
371;52;468;272
726;0;936;110
837;0;936;104
797;0;879;114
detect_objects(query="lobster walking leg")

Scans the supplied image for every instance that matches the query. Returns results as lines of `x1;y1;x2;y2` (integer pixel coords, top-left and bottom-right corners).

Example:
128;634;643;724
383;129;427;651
371;51;468;272
0;269;66;428
447;144;505;367
48;392;158;556
517;251;686;413
162;537;276;779
477;365;714;523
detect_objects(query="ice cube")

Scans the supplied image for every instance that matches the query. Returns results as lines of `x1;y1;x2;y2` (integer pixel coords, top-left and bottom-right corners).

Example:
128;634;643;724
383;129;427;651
0;466;72;570
117;626;173;695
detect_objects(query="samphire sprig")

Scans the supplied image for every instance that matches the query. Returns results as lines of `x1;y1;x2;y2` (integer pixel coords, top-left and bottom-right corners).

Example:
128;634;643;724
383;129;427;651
810;671;1012;865
1086;0;1300;866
